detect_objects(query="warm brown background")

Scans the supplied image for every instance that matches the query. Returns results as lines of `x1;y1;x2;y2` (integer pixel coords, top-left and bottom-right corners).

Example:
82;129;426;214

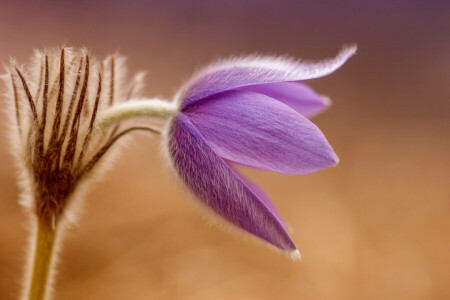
0;1;449;300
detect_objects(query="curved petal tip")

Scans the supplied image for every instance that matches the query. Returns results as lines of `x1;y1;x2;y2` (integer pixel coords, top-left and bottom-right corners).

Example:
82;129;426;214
342;44;358;56
179;44;357;108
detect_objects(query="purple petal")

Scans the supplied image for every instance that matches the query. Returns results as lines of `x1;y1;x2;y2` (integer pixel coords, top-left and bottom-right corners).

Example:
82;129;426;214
230;163;289;231
168;113;297;252
179;45;356;109
184;90;338;175
238;82;331;118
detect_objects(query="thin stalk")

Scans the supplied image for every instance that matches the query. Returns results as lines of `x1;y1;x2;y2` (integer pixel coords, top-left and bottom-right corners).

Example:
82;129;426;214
96;99;176;130
27;219;57;300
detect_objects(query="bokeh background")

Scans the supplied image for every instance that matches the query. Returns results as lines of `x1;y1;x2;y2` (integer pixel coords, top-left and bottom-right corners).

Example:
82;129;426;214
0;1;449;299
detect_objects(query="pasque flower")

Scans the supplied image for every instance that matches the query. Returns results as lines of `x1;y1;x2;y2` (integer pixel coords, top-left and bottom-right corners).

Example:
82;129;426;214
3;44;355;300
163;46;357;258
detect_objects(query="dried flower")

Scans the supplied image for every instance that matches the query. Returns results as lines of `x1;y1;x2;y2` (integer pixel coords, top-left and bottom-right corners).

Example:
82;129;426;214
6;47;146;225
3;47;147;300
163;46;357;259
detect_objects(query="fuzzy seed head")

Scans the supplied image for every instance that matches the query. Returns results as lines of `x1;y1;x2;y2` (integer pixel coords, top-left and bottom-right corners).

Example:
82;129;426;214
3;47;145;225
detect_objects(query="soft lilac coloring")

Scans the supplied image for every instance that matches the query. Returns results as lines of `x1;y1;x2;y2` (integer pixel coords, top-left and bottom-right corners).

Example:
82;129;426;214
166;46;356;255
238;82;331;118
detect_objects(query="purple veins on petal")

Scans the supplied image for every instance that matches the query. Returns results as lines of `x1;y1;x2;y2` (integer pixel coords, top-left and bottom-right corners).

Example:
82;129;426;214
179;45;356;109
231;164;289;231
168;113;297;252
237;82;331;118
183;90;338;175
165;45;355;256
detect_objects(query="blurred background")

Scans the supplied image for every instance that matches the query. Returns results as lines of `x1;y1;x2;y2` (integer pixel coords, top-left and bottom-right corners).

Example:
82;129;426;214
0;1;449;299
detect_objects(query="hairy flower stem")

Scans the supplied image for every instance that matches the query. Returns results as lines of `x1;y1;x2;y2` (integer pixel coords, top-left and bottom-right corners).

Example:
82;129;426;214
97;99;176;130
27;218;57;300
6;48;162;300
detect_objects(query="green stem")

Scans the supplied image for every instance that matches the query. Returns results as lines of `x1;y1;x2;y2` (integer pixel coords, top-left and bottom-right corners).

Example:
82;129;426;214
97;99;177;130
27;219;57;300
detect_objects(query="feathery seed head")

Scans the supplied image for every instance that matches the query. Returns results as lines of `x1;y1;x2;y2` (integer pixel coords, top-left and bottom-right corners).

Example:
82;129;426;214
3;47;145;225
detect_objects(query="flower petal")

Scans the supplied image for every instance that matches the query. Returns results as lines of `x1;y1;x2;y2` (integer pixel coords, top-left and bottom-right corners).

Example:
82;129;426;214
179;45;356;109
238;82;330;118
184;90;338;175
230;163;289;231
167;113;297;252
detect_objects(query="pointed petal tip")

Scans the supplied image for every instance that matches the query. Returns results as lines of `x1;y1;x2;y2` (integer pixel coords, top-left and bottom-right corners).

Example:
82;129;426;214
321;95;332;107
327;43;357;72
325;145;340;168
331;152;340;166
324;43;357;74
343;43;358;55
289;249;302;261
336;44;357;63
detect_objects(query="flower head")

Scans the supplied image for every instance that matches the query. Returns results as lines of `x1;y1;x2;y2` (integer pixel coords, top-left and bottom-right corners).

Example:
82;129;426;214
4;47;145;225
165;46;356;258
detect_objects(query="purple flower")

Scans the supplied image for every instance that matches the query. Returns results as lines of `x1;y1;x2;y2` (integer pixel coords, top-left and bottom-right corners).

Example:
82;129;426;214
164;46;356;258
